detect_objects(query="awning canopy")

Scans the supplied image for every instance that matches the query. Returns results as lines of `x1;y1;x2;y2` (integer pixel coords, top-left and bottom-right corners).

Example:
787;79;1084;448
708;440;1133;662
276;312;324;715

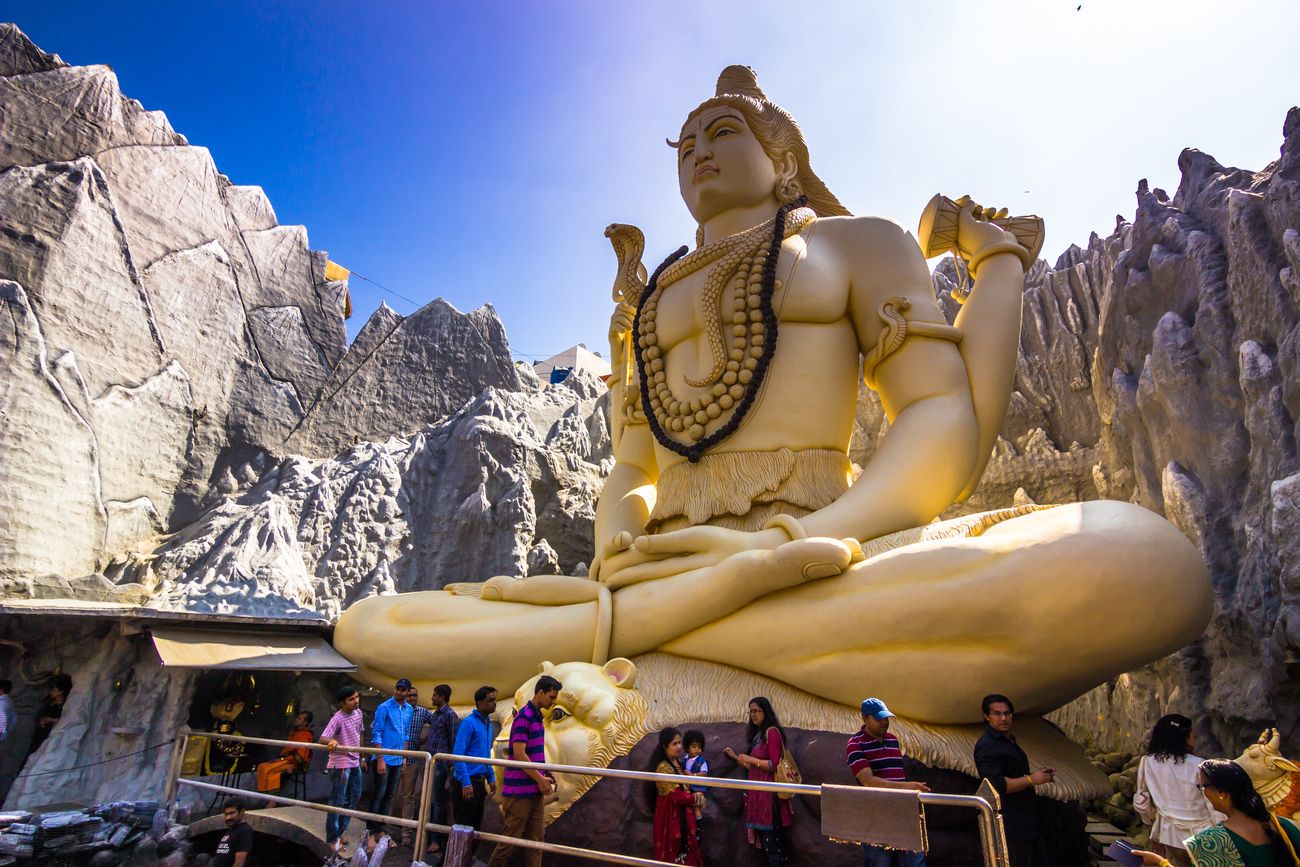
151;627;356;672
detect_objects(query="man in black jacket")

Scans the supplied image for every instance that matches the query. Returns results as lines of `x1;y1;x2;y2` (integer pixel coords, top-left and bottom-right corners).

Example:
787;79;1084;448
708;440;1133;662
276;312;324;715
973;694;1055;867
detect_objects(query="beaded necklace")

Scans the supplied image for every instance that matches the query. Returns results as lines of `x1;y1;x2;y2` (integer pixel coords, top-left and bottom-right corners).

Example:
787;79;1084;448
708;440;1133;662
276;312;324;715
634;197;813;463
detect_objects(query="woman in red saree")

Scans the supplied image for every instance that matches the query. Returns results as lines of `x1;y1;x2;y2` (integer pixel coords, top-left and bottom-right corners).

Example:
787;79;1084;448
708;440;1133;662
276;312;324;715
724;697;793;866
649;727;705;865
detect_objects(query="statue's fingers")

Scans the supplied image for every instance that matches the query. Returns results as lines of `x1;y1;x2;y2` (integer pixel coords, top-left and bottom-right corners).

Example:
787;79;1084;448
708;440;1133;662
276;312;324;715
601;545;670;577
992;207;1009;220
603;554;716;590
955;194;972;206
633;526;718;555
597;530;635;565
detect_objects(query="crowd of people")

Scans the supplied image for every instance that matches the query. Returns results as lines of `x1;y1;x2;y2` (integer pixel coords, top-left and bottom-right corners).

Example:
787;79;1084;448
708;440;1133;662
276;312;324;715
644;692;1300;867
306;677;518;865
1128;713;1300;867
234;677;1298;867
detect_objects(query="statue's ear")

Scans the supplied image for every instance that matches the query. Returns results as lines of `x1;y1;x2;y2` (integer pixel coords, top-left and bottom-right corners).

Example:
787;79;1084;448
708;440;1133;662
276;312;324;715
539;661;554;674
603;657;637;688
775;150;798;183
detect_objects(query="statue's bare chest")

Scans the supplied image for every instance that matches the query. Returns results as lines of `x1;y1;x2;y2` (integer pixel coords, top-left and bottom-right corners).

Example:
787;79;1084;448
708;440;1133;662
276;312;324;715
649;235;847;352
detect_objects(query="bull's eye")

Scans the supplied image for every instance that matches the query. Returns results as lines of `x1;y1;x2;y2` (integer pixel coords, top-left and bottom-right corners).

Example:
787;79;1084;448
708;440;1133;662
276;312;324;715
550;707;568;722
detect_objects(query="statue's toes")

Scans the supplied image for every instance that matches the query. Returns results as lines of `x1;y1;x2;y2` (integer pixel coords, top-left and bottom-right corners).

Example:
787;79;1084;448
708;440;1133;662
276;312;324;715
803;562;843;580
479;575;523;601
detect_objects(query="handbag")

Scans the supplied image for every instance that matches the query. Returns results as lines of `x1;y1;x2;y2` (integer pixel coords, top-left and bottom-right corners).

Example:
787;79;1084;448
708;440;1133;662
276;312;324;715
772;731;801;799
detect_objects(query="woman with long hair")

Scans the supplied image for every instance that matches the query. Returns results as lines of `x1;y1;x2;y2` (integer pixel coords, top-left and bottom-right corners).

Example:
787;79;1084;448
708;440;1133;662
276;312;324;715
1134;759;1300;866
647;727;704;865
1133;715;1220;866
724;697;793;866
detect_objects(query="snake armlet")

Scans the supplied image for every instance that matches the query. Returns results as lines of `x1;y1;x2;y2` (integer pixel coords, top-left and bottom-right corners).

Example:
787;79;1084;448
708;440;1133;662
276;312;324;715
861;296;962;390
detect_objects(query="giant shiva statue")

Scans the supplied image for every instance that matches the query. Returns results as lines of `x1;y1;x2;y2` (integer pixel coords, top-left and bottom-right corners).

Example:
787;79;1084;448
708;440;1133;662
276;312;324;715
335;66;1211;726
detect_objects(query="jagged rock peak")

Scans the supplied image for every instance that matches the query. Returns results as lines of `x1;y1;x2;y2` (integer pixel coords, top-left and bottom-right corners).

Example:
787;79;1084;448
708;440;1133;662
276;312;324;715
0;23;67;76
287;295;522;457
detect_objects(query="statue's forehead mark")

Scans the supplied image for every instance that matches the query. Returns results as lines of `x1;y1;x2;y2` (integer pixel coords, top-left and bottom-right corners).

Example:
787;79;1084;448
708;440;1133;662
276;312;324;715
678;108;747;146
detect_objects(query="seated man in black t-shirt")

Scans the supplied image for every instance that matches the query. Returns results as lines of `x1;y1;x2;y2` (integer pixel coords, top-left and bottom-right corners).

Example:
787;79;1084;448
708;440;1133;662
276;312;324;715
213;799;254;867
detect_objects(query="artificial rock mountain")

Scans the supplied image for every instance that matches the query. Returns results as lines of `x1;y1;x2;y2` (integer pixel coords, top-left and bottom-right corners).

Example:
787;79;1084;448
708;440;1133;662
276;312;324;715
0;23;1297;808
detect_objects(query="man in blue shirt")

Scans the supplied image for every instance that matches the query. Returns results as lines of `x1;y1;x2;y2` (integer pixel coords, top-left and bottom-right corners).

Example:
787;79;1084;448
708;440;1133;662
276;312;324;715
369;677;414;825
452;685;498;857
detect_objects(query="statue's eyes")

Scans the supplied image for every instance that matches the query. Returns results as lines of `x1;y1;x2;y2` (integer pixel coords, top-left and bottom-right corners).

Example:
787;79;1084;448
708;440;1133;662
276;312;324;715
550;707;568;722
680;146;694;163
714;127;735;138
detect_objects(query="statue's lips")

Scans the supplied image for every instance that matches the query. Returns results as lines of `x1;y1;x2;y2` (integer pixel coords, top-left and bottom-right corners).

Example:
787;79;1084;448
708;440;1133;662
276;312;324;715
693;165;718;183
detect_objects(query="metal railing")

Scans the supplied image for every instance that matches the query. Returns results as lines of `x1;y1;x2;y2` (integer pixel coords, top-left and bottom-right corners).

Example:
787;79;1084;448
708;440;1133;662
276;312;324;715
165;727;438;857
166;729;1009;866
432;752;1010;867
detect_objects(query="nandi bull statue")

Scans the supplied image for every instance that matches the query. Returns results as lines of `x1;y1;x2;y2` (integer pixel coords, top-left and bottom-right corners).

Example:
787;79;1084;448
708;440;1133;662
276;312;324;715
1235;728;1300;821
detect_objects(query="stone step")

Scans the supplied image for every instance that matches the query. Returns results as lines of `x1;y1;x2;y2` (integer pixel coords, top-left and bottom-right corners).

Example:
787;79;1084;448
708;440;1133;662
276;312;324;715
1086;819;1125;835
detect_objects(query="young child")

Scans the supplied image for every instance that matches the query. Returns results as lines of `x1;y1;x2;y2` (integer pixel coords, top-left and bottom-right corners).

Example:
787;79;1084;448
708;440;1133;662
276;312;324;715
681;730;709;820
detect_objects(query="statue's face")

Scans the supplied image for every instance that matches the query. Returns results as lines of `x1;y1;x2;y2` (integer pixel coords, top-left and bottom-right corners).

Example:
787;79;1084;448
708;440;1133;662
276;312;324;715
677;105;780;223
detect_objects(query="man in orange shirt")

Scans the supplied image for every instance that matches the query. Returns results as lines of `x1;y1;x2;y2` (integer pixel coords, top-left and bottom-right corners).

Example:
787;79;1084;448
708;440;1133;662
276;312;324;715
256;710;315;793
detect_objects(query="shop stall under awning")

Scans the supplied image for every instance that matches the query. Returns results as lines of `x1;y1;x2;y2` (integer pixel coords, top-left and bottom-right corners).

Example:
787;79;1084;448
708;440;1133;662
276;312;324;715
150;626;356;671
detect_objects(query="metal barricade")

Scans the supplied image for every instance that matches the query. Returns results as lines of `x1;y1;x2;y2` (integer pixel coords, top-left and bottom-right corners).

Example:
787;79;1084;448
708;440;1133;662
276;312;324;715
164;728;1009;866
165;727;437;858
429;751;1011;867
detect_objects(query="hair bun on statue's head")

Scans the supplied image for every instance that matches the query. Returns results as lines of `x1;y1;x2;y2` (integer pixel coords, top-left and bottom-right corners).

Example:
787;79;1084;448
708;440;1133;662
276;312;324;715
715;65;766;100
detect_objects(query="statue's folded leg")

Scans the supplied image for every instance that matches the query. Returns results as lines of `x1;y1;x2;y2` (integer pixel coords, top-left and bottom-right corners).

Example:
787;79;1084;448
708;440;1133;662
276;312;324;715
334;536;857;700
334;590;605;703
660;500;1213;724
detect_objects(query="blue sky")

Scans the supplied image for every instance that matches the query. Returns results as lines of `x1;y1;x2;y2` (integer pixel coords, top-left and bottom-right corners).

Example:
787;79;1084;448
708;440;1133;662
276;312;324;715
9;1;1299;362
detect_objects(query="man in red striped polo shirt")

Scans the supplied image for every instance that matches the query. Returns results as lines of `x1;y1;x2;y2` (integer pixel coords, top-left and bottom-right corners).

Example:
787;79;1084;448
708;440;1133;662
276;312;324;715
488;674;562;867
845;697;931;866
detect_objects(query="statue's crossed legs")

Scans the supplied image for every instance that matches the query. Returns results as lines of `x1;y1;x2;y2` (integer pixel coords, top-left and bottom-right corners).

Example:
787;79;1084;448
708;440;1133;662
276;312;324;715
334;500;1210;724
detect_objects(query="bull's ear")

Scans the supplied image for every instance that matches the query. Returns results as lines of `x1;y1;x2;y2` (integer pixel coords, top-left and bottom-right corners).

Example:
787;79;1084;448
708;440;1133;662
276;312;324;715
539;661;554;673
603;657;637;688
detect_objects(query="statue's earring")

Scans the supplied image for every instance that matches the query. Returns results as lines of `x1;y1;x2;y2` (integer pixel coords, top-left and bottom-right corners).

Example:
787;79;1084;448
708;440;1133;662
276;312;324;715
774;176;803;204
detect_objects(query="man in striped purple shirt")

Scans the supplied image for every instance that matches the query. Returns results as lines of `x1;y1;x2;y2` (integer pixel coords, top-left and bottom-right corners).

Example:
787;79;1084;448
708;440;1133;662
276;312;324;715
845;697;930;867
487;674;561;867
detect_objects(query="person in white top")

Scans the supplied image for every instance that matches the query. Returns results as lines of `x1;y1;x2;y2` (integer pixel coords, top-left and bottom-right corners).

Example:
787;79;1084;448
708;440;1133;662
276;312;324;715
1133;714;1223;867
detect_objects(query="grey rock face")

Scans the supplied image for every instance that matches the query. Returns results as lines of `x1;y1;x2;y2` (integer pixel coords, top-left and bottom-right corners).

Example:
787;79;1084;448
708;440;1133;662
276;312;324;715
286;298;523;457
137;377;609;621
1049;114;1300;757
0;22;65;76
1;619;196;810
0;26;342;584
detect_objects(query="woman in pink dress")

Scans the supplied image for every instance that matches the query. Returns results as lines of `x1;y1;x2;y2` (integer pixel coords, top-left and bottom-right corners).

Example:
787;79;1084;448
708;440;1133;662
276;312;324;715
724;696;793;866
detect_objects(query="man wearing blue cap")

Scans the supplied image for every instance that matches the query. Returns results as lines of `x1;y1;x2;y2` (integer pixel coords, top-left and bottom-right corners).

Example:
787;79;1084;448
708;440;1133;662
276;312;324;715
845;697;930;866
